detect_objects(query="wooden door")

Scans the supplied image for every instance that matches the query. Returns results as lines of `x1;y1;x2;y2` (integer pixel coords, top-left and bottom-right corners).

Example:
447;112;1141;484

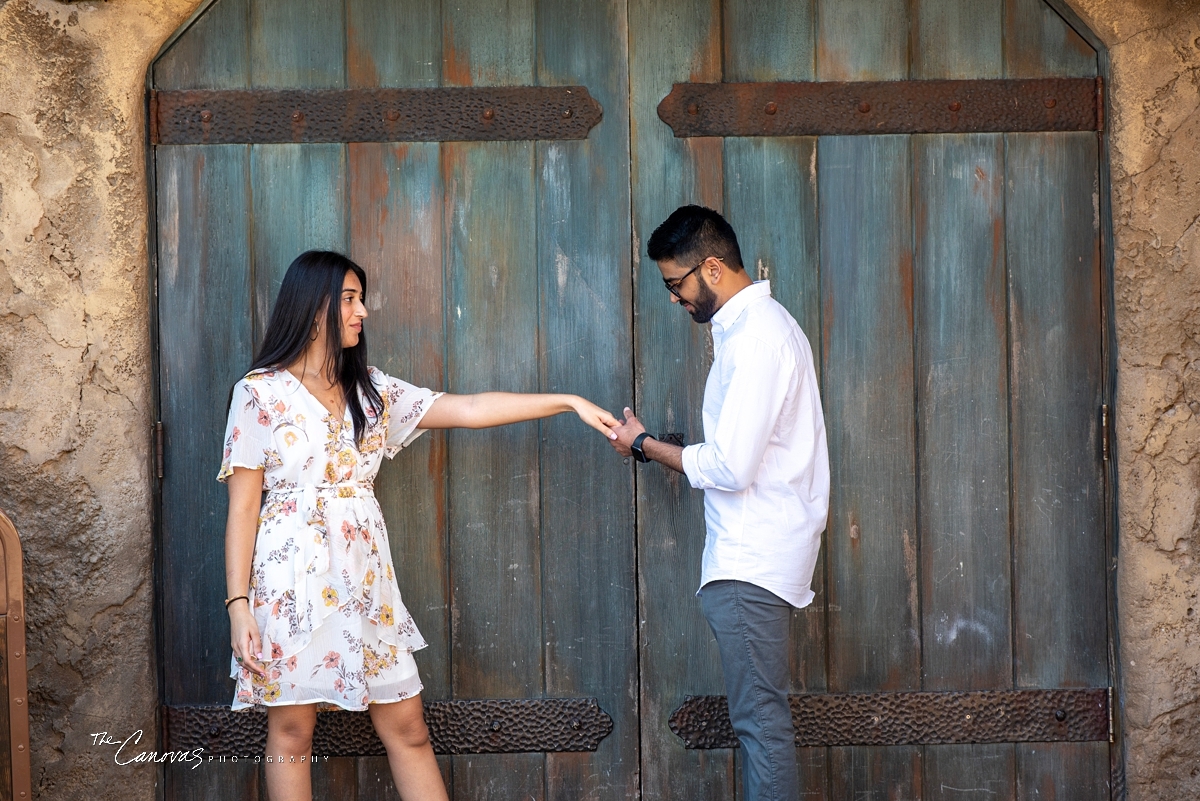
153;0;635;797
630;0;1111;799
153;0;1114;799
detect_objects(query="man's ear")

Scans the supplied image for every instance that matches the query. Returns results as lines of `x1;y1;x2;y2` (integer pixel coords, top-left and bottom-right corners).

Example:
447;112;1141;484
705;256;724;284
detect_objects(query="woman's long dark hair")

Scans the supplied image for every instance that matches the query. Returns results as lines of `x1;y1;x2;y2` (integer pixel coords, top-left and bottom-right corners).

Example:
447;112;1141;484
247;250;383;445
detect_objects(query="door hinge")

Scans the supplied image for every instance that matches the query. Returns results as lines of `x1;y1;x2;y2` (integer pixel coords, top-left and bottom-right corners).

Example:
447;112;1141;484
1101;404;1110;462
154;421;164;479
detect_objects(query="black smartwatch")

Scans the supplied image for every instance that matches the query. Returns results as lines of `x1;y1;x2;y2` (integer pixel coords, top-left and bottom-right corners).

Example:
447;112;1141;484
631;432;655;463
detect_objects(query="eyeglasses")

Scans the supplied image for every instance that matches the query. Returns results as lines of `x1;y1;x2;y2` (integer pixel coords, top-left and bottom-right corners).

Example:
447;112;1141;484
663;257;721;299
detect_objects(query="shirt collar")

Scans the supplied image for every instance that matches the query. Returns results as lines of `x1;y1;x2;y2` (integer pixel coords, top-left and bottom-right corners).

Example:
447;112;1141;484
710;280;771;335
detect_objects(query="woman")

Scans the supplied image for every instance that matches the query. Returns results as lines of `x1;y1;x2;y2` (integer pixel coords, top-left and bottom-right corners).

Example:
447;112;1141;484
220;250;618;800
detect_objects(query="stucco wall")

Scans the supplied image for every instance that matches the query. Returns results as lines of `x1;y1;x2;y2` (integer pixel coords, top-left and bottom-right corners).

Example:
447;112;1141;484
0;1;198;798
0;0;1196;798
1065;0;1200;797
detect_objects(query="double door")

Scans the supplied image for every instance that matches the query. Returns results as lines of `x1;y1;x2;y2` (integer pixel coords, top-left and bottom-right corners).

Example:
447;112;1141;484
154;0;1113;797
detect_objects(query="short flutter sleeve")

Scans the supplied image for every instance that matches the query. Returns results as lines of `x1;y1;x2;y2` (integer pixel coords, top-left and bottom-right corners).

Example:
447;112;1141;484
217;378;275;482
371;368;442;458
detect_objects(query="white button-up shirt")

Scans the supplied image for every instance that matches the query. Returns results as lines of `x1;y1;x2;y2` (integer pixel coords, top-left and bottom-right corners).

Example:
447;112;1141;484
680;281;830;608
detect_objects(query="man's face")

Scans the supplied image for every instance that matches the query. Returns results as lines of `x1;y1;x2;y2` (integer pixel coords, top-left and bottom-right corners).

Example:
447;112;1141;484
658;257;719;324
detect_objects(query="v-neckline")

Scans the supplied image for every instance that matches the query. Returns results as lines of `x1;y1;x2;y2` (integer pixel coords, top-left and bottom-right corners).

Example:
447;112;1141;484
282;368;351;422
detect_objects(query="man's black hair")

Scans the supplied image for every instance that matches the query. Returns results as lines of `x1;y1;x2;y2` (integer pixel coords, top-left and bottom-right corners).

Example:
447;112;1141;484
646;205;744;271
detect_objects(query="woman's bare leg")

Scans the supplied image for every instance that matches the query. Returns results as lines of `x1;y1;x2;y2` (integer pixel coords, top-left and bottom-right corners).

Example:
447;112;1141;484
369;695;449;800
264;704;318;801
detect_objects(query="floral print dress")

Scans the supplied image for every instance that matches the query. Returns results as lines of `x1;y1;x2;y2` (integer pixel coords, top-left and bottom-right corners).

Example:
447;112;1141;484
217;367;440;710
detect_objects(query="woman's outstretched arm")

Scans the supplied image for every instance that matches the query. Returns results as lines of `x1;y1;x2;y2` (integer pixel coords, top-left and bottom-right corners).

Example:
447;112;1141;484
226;466;267;676
419;393;619;438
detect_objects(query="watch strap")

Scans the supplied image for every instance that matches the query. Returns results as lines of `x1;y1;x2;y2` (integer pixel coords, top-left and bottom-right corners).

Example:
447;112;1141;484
631;432;654;463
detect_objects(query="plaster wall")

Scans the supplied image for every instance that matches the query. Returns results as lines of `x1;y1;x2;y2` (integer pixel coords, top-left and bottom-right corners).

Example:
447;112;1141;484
0;0;1196;799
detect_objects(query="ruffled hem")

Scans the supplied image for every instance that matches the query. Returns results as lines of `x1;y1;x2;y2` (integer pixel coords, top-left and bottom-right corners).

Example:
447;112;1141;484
217;460;267;483
229;679;424;713
253;590;428;664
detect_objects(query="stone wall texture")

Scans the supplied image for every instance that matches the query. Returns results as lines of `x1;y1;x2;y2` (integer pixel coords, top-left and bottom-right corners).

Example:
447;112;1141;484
0;0;1195;798
0;1;198;798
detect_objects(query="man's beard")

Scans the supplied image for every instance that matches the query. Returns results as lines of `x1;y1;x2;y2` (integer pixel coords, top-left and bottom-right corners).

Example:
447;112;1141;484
687;278;719;323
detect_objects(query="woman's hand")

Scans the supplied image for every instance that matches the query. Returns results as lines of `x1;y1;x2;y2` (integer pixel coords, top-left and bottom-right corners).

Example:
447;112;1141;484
568;395;621;439
229;601;266;677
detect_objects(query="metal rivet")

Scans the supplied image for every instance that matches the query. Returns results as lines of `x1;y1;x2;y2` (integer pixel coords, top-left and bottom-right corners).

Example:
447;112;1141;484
871;715;880;725
17;744;24;751
292;111;305;122
385;110;400;121
199;110;213;123
562;107;573;118
209;726;221;737
490;720;502;731
850;524;861;540
765;101;778;115
483;108;495;121
14;651;20;657
15;698;22;705
948;101;962;112
570;718;581;730
964;713;972;721
1044;98;1057;109
857;102;871;113
1055;709;1067;721
687;103;699;115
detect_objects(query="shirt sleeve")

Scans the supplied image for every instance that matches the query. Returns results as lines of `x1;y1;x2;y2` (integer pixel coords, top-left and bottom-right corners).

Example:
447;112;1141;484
217;380;275;482
681;338;794;492
377;371;443;458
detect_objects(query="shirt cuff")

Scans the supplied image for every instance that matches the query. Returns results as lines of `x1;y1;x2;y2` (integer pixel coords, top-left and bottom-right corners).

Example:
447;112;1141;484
681;443;707;489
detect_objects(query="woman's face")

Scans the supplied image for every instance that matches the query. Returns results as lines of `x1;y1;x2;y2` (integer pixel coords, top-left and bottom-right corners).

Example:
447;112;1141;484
338;270;367;348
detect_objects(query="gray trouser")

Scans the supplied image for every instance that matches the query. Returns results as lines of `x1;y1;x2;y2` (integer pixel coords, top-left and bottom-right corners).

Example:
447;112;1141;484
699;579;797;801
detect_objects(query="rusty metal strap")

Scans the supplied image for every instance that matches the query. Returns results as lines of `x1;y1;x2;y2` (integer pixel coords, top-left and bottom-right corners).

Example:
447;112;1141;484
658;78;1102;137
670;688;1111;748
150;86;603;145
164;697;613;757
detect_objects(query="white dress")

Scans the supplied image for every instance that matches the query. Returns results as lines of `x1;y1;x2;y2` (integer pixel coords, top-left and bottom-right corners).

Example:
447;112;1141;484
217;367;440;710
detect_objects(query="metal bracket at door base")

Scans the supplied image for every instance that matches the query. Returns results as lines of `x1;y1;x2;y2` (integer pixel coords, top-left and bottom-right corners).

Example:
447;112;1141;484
164;697;613;757
669;688;1110;748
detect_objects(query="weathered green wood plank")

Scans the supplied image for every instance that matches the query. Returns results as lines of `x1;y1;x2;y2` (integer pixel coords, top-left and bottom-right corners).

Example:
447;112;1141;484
442;1;543;797
912;3;1016;798
155;10;258;801
1005;4;1106;799
817;0;920;795
1004;0;1096;79
249;0;346;90
153;0;249;90
629;0;729;797
345;4;449;790
248;0;347;340
249;144;348;343
535;0;638;799
722;1;828;797
158;144;254;709
1006;131;1107;800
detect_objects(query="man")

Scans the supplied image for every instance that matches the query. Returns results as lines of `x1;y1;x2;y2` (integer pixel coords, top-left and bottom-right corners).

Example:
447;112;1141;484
608;205;829;801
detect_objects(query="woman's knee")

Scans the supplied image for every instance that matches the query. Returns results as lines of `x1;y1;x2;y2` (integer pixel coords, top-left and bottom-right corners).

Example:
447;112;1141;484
373;698;432;750
267;706;317;750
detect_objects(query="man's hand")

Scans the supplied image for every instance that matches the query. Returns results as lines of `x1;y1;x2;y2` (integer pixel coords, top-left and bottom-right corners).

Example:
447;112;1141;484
607;407;647;457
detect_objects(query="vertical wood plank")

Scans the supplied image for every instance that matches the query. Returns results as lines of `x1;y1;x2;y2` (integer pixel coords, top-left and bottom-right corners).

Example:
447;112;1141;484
442;1;544;798
346;0;451;789
535;0;638;799
1006;131;1108;800
154;7;258;800
628;0;728;797
153;0;249;90
312;756;358;801
722;1;828;797
912;2;1016;798
248;0;348;340
817;0;920;796
1005;4;1106;799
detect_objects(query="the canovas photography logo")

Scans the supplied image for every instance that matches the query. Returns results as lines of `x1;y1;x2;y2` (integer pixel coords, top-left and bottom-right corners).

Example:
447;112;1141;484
90;730;334;768
90;730;205;769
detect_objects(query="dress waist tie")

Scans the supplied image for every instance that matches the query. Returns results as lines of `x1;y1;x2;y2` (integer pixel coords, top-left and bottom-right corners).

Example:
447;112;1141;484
264;482;375;621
